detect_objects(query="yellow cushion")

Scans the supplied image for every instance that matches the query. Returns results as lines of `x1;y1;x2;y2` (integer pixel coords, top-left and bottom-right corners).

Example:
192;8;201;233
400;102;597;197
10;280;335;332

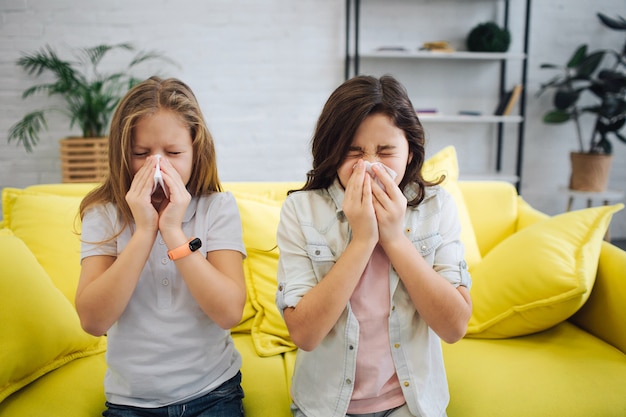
467;204;624;338
232;334;292;417
458;181;519;257
2;188;84;305
231;191;296;356
0;234;106;402
225;184;300;334
24;183;98;197
0;353;107;417
422;146;482;269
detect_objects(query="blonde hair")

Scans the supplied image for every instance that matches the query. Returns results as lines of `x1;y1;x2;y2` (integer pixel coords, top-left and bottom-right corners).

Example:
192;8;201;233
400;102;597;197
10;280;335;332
79;76;221;230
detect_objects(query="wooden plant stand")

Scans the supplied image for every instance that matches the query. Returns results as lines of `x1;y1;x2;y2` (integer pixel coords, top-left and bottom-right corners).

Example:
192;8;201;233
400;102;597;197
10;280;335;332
59;137;108;183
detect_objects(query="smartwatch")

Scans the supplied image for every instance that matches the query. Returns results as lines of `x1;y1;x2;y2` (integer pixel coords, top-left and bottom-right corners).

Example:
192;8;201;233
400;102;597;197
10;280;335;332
168;237;202;260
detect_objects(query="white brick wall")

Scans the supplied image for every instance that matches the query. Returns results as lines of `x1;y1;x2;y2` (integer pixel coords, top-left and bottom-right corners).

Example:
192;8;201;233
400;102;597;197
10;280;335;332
1;0;625;238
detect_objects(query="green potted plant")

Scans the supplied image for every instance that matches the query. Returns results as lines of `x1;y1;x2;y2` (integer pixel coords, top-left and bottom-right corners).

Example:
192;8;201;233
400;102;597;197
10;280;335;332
8;43;175;182
537;12;626;191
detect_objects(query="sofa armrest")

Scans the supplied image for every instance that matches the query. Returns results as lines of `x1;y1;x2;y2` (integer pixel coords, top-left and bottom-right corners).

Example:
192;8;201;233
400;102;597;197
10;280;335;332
570;241;626;354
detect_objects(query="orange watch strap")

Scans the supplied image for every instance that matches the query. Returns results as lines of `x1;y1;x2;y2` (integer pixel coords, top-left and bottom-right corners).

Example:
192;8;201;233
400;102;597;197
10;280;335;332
167;237;202;260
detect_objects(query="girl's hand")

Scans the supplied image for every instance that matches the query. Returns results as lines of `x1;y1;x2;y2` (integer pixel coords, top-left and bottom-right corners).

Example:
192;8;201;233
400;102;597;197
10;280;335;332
371;163;407;245
126;157;159;234
343;159;378;246
156;157;191;234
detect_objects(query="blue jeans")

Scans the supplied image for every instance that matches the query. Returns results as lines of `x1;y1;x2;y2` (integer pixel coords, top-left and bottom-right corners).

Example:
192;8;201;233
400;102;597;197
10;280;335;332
103;372;244;417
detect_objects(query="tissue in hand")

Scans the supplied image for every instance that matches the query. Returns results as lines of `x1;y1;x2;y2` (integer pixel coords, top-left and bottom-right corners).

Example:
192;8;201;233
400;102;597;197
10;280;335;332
362;161;397;191
152;155;169;198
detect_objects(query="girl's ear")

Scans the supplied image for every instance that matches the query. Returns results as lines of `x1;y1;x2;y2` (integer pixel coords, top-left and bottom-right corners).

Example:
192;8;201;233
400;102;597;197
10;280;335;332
408;151;413;165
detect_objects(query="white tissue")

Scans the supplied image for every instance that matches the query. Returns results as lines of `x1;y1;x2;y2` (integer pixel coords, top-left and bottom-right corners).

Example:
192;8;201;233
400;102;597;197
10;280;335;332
361;161;397;191
152;154;169;198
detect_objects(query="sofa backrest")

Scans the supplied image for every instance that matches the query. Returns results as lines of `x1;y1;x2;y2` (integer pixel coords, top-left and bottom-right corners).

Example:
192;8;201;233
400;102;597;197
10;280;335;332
3;180;524;292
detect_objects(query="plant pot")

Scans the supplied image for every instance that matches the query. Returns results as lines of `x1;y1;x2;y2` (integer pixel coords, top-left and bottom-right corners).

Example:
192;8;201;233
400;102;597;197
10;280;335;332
569;152;612;192
59;137;108;183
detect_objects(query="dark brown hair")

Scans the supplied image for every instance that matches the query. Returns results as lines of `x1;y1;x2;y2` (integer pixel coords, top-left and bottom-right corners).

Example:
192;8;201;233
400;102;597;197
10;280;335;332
296;74;441;206
79;76;221;228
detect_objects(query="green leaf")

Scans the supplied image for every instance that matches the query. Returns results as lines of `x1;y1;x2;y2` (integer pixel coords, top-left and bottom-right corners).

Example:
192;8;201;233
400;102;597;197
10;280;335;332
614;131;626;144
554;89;580;110
543;110;571;123
7;111;48;153
576;51;605;77
597;13;626;31
567;45;588;68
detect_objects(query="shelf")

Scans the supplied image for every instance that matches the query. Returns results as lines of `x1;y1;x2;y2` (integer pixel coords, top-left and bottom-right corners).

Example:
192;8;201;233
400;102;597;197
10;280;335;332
460;173;520;184
418;114;523;124
358;50;526;61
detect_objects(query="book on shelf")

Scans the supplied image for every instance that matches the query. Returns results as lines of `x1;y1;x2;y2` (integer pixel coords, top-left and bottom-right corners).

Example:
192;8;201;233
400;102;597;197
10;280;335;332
494;84;522;116
416;108;439;115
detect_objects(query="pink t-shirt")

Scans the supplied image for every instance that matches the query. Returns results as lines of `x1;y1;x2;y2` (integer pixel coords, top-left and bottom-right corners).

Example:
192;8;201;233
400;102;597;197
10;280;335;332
347;245;406;414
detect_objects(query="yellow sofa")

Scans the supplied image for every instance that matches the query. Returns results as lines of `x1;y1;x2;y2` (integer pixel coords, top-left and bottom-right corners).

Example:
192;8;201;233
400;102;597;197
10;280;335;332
1;152;626;416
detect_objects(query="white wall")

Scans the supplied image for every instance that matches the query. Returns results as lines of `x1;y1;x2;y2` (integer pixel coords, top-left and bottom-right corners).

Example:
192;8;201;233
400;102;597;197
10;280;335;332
1;0;625;238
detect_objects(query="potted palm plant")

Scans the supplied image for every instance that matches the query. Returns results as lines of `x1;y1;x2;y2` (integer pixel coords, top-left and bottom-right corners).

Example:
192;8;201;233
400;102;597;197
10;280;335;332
537;12;626;191
8;43;175;182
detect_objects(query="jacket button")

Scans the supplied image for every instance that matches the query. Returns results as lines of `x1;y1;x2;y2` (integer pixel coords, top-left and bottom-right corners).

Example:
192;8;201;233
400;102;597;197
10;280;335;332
346;379;352;385
404;381;410;387
315;249;320;255
394;343;400;349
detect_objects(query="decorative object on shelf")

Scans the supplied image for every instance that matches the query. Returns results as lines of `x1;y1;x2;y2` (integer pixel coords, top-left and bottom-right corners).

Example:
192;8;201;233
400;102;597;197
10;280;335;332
420;40;454;53
416;108;439;115
494;84;523;116
536;12;626;192
376;46;408;52
458;110;482;116
8;43;176;182
466;22;511;53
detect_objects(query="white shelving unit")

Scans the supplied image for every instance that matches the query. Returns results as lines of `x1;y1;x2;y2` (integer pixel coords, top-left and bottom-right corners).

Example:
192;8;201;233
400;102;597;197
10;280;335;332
344;0;531;189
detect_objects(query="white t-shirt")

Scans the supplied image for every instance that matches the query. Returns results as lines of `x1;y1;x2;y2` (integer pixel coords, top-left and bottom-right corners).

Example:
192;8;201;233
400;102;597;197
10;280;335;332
81;192;246;407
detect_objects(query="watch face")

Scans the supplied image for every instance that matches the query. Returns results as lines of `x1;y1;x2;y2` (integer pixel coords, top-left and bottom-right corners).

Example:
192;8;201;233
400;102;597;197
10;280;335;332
189;237;202;251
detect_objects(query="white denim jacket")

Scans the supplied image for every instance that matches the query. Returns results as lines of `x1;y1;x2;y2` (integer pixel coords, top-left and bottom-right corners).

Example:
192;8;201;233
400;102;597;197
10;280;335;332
276;179;471;417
